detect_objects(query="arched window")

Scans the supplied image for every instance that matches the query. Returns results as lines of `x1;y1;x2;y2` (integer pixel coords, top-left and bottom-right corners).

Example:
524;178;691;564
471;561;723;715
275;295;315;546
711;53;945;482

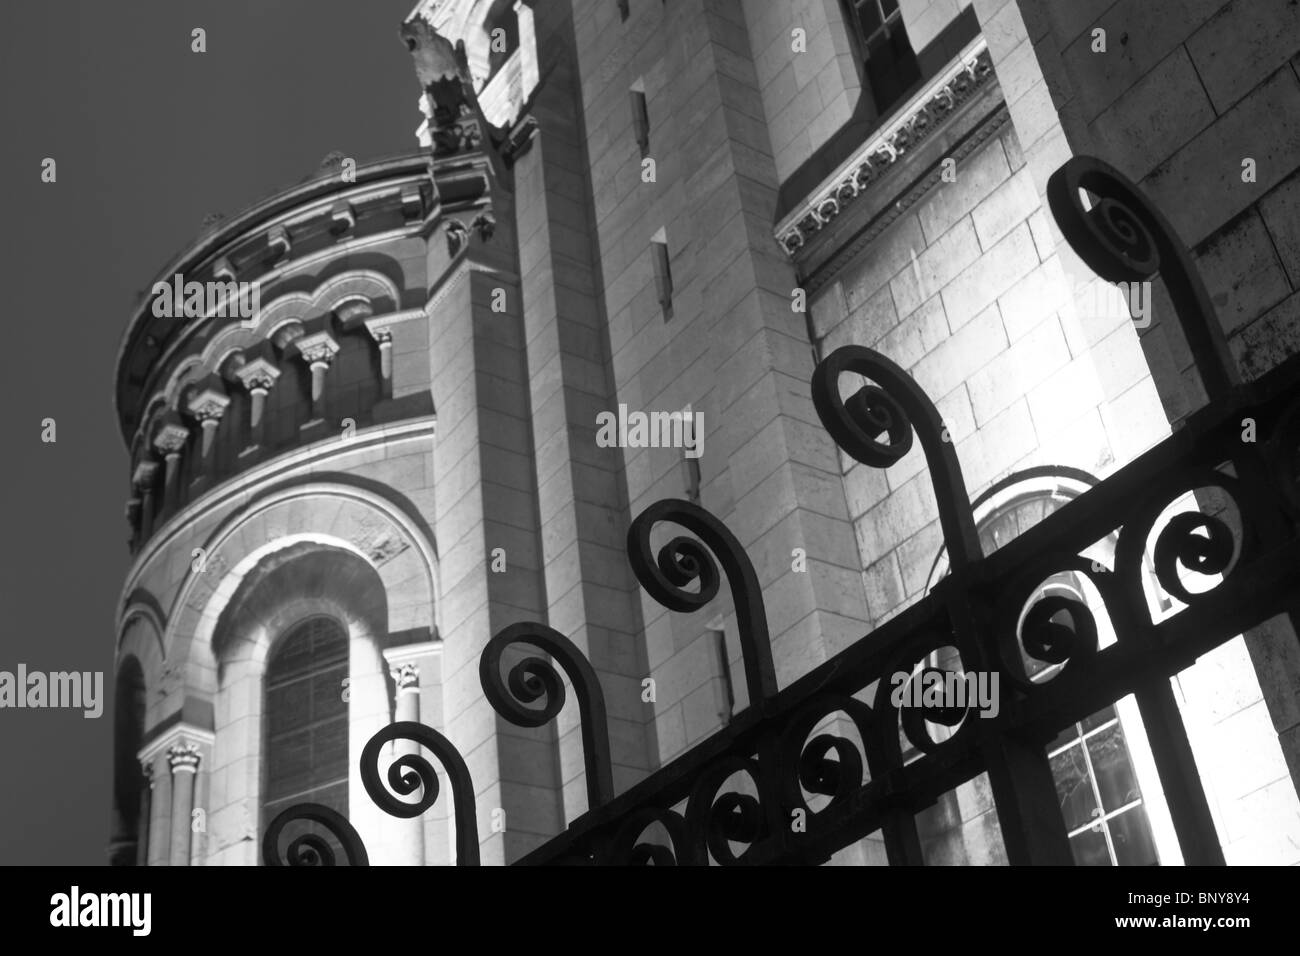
261;617;350;828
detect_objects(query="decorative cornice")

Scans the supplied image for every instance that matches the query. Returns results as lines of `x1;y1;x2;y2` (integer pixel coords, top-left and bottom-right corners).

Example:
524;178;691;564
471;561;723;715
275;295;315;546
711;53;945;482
804;105;1011;296
775;38;994;258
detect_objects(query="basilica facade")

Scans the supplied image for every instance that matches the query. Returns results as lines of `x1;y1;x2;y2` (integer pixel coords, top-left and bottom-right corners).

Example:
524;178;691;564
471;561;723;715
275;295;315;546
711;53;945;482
110;0;1300;865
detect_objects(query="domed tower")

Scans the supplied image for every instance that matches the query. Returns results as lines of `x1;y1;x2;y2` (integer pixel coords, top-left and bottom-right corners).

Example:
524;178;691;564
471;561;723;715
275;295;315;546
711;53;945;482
107;0;618;866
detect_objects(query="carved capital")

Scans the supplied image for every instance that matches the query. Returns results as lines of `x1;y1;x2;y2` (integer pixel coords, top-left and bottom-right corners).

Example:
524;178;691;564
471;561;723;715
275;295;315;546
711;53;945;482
167;742;201;774
391;661;420;691
233;356;281;394
132;460;160;489
186;387;231;424
152;422;190;456
295;331;340;367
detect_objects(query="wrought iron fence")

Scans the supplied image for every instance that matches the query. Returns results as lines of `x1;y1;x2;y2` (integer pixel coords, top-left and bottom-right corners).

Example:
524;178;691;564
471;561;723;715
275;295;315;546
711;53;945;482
262;155;1300;866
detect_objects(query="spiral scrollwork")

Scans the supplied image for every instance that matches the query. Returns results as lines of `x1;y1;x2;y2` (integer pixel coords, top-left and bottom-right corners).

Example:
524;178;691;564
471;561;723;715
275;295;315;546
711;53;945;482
1113;471;1247;618
1151;511;1237;605
1020;594;1099;666
262;803;369;866
360;720;480;865
480;622;614;808
993;555;1110;693
777;694;873;821
1047;155;1235;402
685;756;769;865
628;498;779;709
607;807;690;866
812;346;981;572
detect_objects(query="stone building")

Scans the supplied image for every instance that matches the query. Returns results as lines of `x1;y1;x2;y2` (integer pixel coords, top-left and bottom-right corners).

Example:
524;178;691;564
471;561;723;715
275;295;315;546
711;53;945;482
110;0;1300;865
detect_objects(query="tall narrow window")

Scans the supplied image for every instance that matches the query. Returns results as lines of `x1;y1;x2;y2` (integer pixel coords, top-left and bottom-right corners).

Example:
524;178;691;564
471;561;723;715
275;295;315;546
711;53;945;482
630;79;650;157
711;627;735;725
262;617;350;829
681;453;701;504
651;228;672;321
844;0;921;116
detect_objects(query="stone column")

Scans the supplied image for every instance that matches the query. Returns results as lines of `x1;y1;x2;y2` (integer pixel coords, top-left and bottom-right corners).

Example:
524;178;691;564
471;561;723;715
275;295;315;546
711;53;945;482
295;332;340;423
233;357;281;450
187;388;231;465
152;423;190;514
167;743;201;866
132;461;160;541
371;328;394;399
384;644;439;865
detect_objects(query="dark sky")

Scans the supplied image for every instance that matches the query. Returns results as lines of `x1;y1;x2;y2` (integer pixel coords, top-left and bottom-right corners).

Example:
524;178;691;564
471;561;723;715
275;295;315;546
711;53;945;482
0;0;419;865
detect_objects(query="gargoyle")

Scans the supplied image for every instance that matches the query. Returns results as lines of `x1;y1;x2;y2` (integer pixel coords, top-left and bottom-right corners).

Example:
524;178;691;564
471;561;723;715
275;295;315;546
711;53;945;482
400;16;476;126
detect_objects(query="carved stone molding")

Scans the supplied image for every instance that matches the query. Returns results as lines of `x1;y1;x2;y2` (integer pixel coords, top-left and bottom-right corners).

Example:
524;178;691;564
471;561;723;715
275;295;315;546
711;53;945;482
775;39;995;258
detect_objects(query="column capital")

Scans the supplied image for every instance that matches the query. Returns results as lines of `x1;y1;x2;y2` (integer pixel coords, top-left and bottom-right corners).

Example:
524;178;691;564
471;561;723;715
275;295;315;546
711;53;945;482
167;742;201;774
383;641;442;669
152;423;190;456
233;356;281;393
390;661;420;690
137;723;215;768
186;387;231;424
132;460;160;488
295;331;340;367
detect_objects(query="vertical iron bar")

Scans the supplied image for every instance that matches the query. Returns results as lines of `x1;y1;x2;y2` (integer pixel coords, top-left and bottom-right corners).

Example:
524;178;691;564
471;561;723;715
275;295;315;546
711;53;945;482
980;729;1074;865
1133;678;1225;865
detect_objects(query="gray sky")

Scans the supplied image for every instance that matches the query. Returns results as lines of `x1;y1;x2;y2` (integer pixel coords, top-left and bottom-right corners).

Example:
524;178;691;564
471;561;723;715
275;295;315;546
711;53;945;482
0;0;420;865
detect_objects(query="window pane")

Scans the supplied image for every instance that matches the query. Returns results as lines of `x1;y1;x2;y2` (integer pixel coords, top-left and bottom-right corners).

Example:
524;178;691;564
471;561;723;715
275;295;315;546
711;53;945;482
1050;743;1098;831
1069;826;1111;866
1080;704;1118;735
855;0;883;36
1109;806;1160;866
263;618;351;827
1088;722;1143;812
882;0;900;17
